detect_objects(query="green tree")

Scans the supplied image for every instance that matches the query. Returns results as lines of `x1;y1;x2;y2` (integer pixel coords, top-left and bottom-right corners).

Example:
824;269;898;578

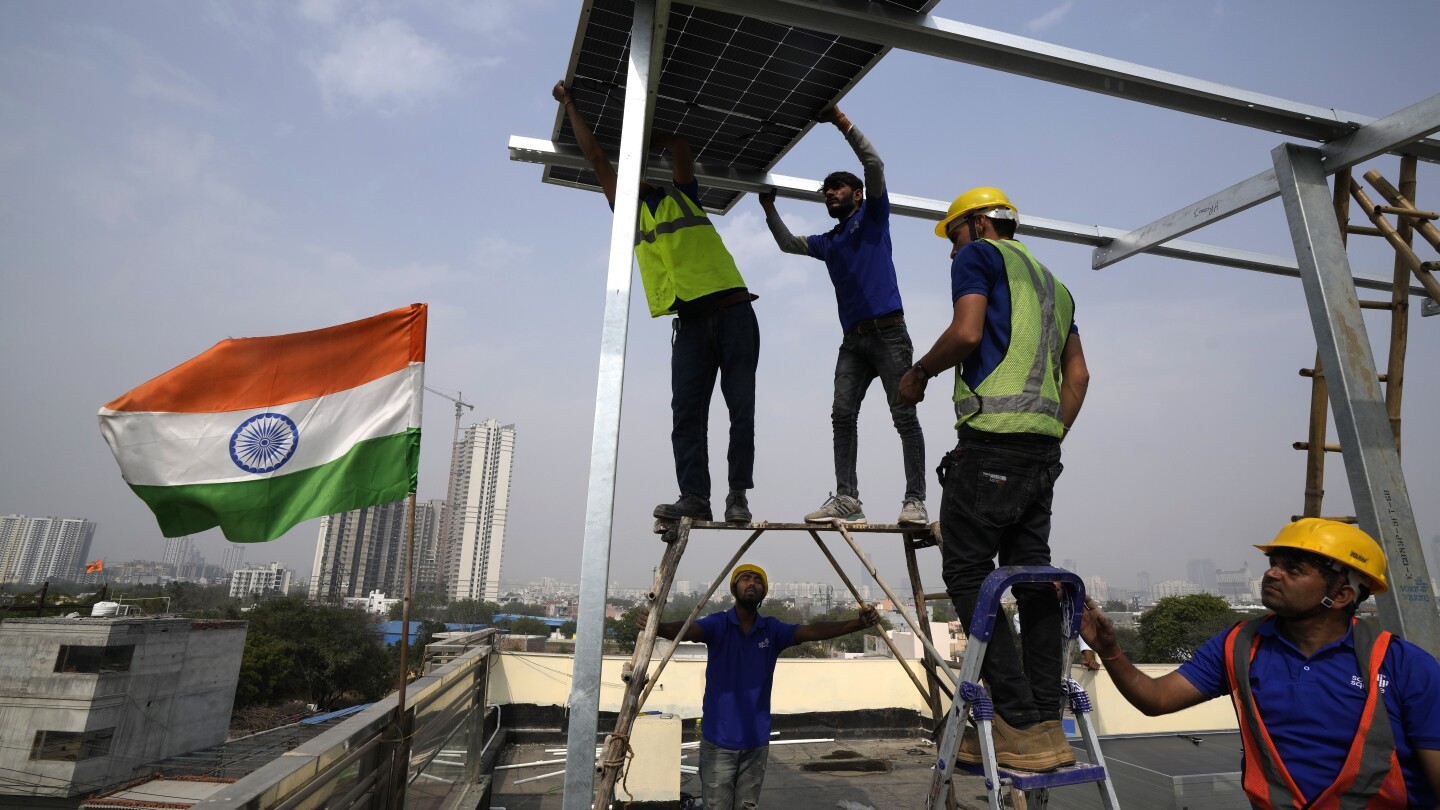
388;591;448;621
509;617;551;636
931;600;958;622
239;598;394;709
1102;599;1129;613
444;599;499;627
499;601;546;616
1136;594;1237;663
559;619;577;638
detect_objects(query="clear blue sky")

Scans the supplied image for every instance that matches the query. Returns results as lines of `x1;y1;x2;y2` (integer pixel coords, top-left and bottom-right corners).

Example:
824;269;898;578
2;0;1436;598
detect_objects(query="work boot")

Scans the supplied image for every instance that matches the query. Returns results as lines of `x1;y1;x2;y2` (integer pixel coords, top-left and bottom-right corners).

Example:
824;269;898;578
897;498;929;526
724;490;752;524
654;494;712;522
958;714;1072;772
804;493;866;524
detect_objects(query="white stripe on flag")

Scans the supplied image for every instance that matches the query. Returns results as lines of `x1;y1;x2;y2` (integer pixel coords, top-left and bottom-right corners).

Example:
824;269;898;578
100;363;421;487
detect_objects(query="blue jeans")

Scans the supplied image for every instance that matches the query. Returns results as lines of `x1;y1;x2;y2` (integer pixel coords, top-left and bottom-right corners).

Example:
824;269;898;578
831;324;925;501
939;429;1064;727
671;302;759;499
698;739;768;810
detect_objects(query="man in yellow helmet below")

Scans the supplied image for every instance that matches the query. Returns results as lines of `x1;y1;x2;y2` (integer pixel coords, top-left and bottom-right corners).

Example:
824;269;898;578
554;81;759;526
1081;519;1440;808
637;564;881;809
897;186;1089;771
757;104;927;528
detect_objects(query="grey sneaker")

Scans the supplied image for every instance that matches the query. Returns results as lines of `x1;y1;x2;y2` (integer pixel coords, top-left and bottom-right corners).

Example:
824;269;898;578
724;490;752;524
897;498;929;526
654;494;712;522
804;493;866;524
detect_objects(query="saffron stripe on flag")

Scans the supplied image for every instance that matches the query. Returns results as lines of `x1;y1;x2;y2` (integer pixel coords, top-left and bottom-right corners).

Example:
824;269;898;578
131;429;420;543
100;363;420;488
103;303;426;414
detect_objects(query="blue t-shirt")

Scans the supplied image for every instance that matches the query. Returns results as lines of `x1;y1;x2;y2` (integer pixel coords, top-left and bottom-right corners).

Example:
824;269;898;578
950;240;1079;393
695;608;800;750
1176;620;1440;806
805;190;904;333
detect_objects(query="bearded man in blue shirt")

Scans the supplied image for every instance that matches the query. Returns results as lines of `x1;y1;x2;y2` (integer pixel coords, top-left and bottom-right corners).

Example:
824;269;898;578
1081;519;1440;809
641;564;880;809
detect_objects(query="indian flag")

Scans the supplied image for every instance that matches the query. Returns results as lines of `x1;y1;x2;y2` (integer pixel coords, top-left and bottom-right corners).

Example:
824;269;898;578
99;304;427;543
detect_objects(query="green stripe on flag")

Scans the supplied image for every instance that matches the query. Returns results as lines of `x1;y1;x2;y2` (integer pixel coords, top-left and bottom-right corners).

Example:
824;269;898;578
130;429;420;543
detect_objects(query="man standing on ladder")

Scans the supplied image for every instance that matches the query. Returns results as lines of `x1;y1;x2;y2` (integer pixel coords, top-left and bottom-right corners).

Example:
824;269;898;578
758;105;928;527
898;187;1090;771
554;81;758;525
639;564;881;809
1081;519;1440;808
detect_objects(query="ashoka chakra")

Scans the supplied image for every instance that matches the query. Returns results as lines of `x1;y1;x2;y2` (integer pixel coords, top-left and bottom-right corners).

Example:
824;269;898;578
229;412;299;474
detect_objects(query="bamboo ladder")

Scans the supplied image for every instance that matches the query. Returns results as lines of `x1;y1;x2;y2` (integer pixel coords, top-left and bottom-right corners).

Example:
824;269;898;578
1295;156;1440;521
589;518;957;810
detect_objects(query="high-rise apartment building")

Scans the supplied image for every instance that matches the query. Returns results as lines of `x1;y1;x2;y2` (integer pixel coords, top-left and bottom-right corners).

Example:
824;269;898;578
230;562;292;598
440;419;515;602
0;515;97;584
309;499;443;602
1186;558;1218;591
220;543;246;574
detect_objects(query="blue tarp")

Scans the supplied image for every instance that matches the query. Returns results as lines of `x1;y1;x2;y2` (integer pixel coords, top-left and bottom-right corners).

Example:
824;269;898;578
302;704;370;725
378;621;494;646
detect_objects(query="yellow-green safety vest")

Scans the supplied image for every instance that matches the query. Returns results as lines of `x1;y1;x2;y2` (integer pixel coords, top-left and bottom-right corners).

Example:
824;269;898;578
634;187;747;318
954;239;1075;437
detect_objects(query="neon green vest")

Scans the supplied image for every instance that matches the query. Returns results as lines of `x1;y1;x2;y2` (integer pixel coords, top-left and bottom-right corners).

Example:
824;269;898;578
953;239;1075;437
634;188;746;318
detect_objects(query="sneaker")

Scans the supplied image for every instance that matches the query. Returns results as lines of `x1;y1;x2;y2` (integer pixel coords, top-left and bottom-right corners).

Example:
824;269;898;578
897;498;929;525
724;490;752;524
957;714;1072;772
804;493;866;524
654;494;712;522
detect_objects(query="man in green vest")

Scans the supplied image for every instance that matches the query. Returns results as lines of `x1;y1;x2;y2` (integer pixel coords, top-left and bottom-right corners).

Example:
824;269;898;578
554;81;759;524
898;187;1090;771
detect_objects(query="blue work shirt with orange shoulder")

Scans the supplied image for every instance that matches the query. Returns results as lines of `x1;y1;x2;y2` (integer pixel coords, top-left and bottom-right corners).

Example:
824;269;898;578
1177;619;1440;806
694;608;800;750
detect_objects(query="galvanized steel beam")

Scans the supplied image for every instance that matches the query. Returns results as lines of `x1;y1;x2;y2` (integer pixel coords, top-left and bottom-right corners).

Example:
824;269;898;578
509;135;1426;296
1271;143;1438;650
1094;93;1440;269
561;1;669;806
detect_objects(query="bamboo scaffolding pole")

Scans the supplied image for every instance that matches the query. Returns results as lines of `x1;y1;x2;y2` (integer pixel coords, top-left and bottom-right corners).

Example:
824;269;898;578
806;530;931;704
1364;168;1440;253
1382;157;1417;454
592;520;692;810
902;533;947;731
1350;180;1440;303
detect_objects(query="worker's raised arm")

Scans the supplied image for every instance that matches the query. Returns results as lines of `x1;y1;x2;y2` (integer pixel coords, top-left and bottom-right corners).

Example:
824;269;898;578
1080;598;1209;716
793;603;881;643
653;133;695;186
757;190;809;256
897;292;986;405
820;105;886;201
552;81;617;205
634;605;704;642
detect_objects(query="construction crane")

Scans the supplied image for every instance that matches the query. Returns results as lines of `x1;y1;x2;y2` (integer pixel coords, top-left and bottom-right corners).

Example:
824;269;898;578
424;386;474;446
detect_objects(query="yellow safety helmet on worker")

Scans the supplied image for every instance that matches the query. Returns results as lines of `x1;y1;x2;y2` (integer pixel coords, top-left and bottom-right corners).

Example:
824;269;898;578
935;186;1019;239
1255;518;1389;595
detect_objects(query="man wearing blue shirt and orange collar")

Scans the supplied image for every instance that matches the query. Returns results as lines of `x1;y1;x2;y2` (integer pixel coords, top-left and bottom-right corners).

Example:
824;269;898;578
644;564;880;809
1081;519;1440;808
759;105;927;527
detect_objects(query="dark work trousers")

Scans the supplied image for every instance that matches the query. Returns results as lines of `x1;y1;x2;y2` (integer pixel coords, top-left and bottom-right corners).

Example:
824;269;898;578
831;324;926;502
671;301;759;499
939;427;1064;727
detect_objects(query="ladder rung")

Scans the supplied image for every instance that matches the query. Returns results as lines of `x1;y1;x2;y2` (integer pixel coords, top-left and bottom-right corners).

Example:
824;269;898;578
1289;514;1358;524
1376;204;1439;220
1292;441;1342;452
924;592;950;602
1358;299;1397;310
1346;225;1384;236
1298;368;1384;381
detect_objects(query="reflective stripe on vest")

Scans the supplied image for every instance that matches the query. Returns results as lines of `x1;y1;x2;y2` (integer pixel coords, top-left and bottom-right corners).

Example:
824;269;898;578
953;239;1074;436
1224;617;1408;809
633;187;746;318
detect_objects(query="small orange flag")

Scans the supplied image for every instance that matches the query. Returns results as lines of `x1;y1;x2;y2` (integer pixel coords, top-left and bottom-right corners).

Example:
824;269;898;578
86;559;103;574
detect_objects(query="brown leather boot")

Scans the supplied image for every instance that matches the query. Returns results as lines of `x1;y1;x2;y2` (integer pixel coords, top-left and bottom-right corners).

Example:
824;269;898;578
972;715;1073;772
957;724;982;764
1044;720;1077;768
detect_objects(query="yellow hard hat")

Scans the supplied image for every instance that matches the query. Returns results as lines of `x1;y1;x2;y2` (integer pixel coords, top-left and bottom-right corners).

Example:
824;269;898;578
730;563;768;593
1254;519;1389;594
935;187;1018;238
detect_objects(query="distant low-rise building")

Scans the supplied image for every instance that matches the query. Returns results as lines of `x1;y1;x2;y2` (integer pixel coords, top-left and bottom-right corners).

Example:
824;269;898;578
230;562;292;599
0;615;246;804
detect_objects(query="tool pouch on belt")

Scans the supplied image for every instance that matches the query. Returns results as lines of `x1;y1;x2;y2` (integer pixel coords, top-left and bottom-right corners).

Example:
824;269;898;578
936;447;962;487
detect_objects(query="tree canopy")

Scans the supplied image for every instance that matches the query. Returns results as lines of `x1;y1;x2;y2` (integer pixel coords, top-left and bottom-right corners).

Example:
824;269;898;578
235;598;393;709
1136;594;1238;663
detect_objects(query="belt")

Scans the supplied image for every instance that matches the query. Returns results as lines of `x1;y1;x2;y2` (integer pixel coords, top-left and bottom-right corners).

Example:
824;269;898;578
676;289;757;321
848;313;905;334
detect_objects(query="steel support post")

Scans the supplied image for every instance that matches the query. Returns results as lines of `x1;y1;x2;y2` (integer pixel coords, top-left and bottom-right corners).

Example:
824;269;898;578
1271;143;1439;650
561;1;669;806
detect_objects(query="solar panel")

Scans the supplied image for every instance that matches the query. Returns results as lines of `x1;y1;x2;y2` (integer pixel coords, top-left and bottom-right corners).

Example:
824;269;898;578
545;0;940;212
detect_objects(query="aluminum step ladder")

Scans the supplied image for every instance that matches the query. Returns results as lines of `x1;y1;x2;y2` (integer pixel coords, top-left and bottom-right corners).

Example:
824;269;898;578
927;566;1121;810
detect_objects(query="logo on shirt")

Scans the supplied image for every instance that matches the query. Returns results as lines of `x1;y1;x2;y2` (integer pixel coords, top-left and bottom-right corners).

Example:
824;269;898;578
1349;673;1389;693
758;638;770;650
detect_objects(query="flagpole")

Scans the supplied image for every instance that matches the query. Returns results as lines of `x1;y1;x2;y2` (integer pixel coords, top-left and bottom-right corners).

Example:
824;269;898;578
392;491;418;809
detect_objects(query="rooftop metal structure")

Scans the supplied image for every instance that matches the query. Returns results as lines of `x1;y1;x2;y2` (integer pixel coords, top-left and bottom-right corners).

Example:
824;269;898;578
508;2;1440;805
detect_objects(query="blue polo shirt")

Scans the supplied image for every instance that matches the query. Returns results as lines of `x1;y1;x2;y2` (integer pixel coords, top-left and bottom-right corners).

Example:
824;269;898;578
951;240;1079;392
805;190;903;333
695;608;800;750
1177;619;1440;806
